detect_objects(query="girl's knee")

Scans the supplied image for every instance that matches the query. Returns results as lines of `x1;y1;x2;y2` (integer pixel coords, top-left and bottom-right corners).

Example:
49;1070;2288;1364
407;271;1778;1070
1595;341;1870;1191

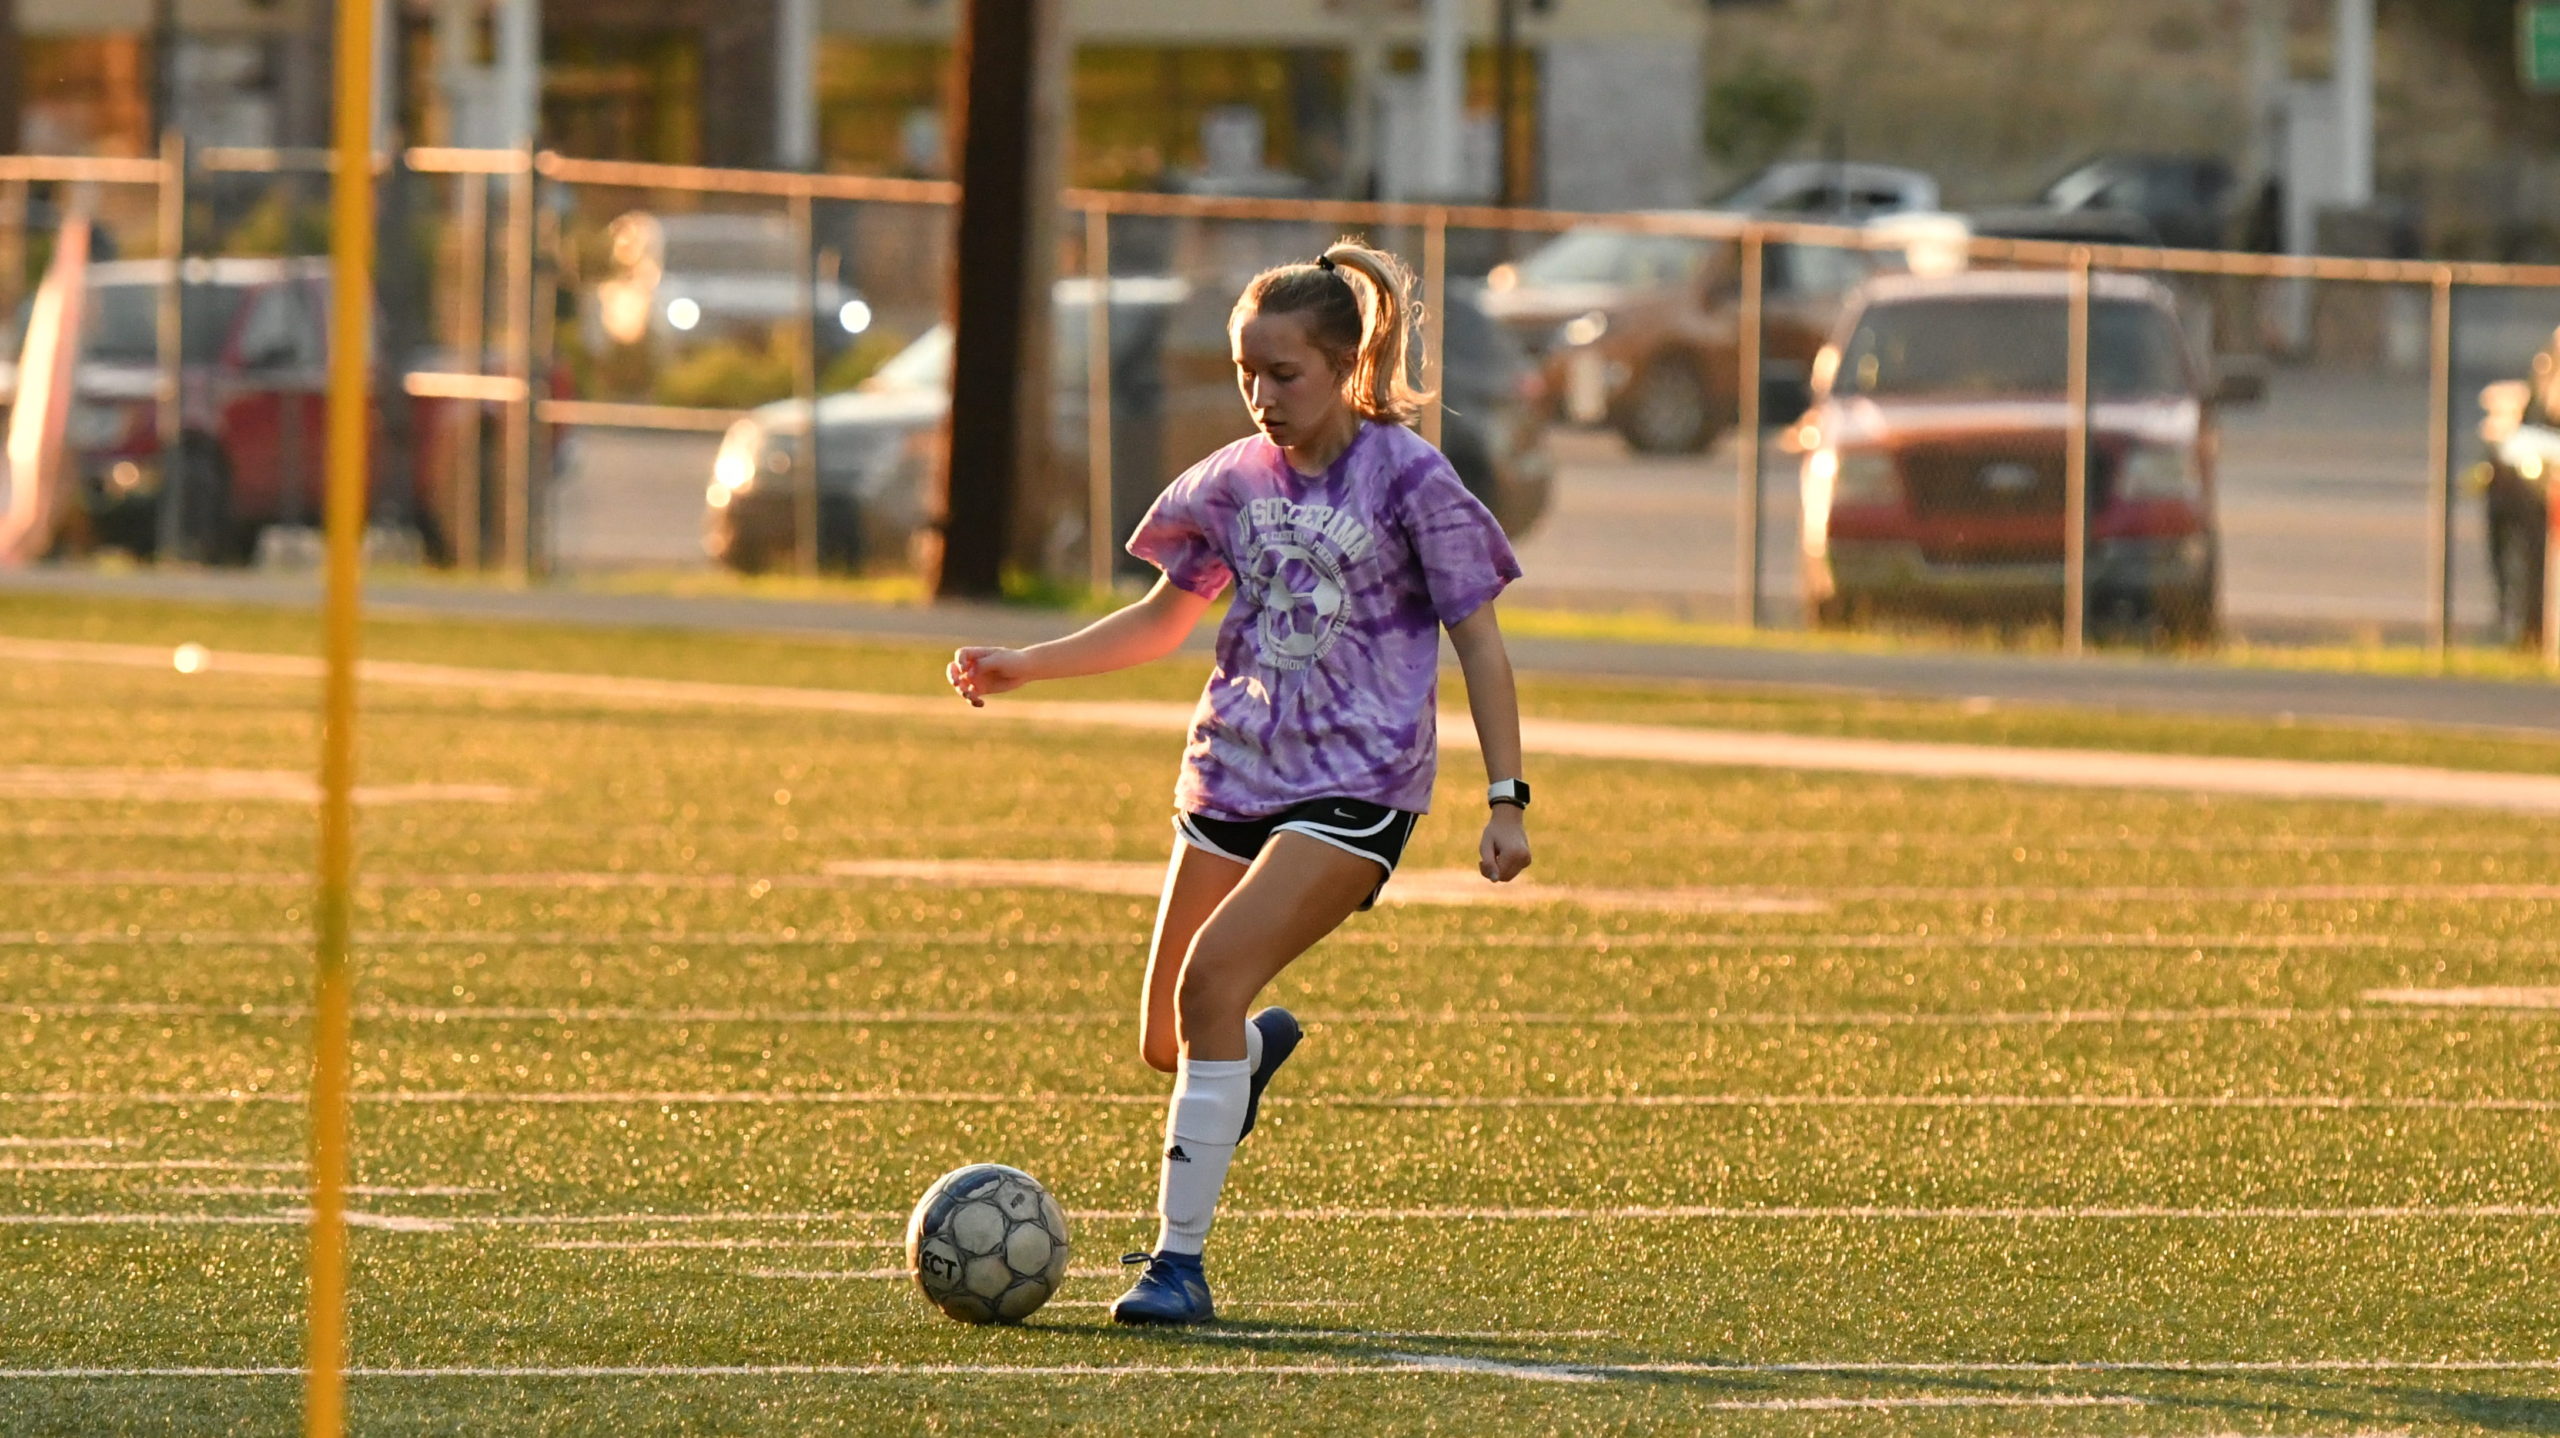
1139;1035;1179;1074
1174;963;1250;1032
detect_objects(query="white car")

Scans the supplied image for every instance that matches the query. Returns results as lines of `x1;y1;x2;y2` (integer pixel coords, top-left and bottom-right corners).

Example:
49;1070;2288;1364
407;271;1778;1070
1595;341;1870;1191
588;211;873;354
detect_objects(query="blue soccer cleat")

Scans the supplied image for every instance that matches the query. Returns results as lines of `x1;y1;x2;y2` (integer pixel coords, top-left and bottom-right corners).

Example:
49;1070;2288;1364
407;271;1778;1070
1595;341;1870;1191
1238;1006;1302;1141
1109;1250;1215;1325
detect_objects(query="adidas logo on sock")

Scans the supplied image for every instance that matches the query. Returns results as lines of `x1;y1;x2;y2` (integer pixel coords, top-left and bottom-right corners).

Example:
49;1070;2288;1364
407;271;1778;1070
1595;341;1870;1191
1165;1144;1191;1163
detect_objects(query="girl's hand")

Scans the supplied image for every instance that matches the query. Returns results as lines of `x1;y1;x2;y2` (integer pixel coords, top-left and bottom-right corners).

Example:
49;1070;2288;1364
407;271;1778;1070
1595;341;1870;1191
1480;807;1531;883
947;647;1032;707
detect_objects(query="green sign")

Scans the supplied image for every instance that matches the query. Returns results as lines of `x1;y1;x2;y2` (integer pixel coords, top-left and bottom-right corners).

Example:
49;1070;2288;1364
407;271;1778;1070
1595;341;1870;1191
2524;1;2560;92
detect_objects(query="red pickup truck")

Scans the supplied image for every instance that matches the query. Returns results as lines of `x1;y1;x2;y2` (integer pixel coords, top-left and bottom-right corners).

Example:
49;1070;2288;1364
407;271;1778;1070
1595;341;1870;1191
10;257;531;564
1795;271;2223;641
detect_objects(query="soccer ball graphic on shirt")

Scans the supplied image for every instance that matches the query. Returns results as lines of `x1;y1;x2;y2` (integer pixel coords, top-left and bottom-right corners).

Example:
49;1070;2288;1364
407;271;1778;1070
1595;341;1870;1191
905;1163;1072;1324
1248;539;1347;668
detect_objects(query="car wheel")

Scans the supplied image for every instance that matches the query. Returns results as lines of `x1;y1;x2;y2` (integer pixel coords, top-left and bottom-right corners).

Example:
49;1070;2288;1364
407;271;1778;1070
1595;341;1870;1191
1811;592;1864;630
1615;353;1717;455
817;494;866;572
174;438;255;567
2491;516;2545;648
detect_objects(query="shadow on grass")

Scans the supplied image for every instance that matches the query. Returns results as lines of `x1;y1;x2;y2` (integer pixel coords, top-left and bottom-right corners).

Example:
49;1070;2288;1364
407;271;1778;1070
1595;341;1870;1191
2376;1384;2560;1434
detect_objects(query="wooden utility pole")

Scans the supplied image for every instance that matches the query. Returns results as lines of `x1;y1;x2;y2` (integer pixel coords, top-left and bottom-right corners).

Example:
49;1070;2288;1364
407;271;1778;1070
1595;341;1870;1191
935;0;1068;599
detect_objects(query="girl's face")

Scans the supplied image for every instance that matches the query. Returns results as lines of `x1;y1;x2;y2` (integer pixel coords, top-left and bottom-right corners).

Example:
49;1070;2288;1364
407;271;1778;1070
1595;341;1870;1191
1232;309;1347;449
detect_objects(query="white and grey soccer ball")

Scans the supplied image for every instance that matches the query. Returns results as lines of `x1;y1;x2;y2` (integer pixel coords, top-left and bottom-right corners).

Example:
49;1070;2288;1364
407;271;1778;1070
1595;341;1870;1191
905;1163;1071;1324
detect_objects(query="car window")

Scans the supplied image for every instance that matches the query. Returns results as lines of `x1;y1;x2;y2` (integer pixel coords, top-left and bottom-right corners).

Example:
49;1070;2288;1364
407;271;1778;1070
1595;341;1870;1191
657;218;799;278
860;301;1169;397
1437;288;1524;392
235;284;322;369
1770;245;1876;299
1837;296;2188;400
1514;228;1718;288
36;282;244;365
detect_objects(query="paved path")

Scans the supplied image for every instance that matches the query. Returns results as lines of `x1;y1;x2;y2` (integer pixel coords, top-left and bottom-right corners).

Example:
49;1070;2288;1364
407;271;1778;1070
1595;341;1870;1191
11;635;2558;817
2;567;2552;739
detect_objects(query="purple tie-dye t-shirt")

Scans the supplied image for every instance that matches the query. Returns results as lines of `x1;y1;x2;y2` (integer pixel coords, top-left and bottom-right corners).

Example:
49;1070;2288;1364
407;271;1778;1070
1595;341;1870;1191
1127;421;1521;819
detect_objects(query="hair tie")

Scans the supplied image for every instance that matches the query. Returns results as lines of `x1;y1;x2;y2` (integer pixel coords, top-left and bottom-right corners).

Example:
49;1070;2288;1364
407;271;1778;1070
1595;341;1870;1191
1315;254;1337;273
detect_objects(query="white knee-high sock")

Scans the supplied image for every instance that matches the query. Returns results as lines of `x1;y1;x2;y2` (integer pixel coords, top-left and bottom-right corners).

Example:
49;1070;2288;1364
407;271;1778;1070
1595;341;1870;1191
1154;1055;1250;1255
1244;1015;1266;1074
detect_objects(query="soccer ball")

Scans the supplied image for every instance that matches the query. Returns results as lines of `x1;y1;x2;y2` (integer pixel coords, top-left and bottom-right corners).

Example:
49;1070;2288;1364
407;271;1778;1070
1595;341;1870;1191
905;1163;1071;1324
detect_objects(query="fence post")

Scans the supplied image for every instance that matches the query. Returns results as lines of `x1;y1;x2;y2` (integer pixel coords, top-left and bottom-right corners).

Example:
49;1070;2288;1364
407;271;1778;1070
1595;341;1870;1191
499;142;535;580
308;0;382;1425
2063;246;2093;655
2546;482;2559;671
1084;203;1114;596
1735;225;1765;629
790;187;819;578
2425;266;2454;659
152;127;187;561
451;171;486;571
1421;209;1447;448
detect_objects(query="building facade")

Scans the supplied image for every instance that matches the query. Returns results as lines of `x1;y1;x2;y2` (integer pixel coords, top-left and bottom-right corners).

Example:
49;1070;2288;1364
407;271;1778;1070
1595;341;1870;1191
2;0;1715;211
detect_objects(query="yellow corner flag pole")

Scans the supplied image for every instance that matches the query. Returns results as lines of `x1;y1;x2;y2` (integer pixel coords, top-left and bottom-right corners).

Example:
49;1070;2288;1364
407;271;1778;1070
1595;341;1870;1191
309;0;376;1428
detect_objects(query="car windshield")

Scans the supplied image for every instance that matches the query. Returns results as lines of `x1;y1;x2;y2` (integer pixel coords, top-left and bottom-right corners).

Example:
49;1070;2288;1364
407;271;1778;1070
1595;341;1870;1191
859;298;1176;396
9;282;246;365
656;222;800;279
1440;290;1524;390
1837;296;2187;400
1513;229;1717;289
865;327;954;393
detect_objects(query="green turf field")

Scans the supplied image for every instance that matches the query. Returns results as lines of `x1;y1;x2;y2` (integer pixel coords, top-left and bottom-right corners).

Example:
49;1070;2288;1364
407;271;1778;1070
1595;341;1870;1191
7;594;2560;1434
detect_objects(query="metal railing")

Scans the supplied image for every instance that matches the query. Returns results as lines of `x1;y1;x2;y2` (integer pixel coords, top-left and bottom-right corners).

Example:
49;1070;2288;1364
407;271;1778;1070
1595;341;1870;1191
8;138;2560;664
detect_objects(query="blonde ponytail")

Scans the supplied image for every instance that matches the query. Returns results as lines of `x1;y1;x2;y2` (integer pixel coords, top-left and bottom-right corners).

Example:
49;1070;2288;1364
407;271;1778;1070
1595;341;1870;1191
1232;237;1435;426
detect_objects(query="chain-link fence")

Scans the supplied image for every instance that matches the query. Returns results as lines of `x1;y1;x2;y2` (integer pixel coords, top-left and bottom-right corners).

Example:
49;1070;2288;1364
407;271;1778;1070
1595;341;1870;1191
8;140;2560;660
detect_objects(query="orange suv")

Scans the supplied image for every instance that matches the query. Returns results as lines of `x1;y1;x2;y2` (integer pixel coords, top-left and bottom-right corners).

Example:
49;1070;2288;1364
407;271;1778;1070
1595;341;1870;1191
1796;271;2222;640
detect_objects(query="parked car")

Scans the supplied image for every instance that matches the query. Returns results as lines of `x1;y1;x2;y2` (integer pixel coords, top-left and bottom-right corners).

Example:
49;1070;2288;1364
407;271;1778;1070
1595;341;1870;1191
1539;236;1898;453
589;211;873;357
706;279;1552;573
1713;161;1943;221
1795;271;2228;640
1481;222;1727;362
2033;154;2238;252
2473;360;2560;647
1963;207;2166;248
1;258;521;563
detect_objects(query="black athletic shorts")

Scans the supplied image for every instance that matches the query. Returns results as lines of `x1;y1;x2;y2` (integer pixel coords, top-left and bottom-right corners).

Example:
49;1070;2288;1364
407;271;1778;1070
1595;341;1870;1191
1174;796;1422;911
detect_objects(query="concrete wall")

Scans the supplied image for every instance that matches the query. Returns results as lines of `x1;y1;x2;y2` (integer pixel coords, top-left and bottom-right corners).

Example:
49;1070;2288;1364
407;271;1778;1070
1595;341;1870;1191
1541;39;1703;211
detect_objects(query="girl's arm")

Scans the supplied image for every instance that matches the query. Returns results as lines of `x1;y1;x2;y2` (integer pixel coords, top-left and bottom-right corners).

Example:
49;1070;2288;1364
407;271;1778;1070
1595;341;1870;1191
947;576;1215;705
1447;602;1531;883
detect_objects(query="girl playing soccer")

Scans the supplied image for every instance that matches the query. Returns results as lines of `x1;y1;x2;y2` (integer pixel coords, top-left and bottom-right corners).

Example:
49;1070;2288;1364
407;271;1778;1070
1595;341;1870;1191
945;241;1533;1325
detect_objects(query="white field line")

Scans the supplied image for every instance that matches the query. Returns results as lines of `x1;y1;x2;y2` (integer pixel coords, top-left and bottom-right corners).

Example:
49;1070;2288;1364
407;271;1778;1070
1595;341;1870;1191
158;1185;490;1198
0;1137;117;1148
20;1203;2560;1231
0;1159;299;1172
0;1210;453;1230
15;633;2560;816
12;817;2550;855
8;927;2556;955
1203;1329;1618;1343
19;866;2560;907
17;999;2499;1030
2365;986;2560;1010
531;1238;905;1251
819;860;1827;914
0;866;1831;915
0;766;517;806
1048;1298;1356;1311
6;1088;2558;1114
4;1356;2560;1379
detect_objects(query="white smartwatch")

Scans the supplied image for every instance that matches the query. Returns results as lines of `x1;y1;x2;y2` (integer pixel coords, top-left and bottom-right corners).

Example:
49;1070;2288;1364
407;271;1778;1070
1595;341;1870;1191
1487;779;1531;810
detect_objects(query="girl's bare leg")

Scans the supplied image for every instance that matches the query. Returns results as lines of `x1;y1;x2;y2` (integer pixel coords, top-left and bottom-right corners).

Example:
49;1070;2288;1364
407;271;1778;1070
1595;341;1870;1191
1139;842;1248;1073
1174;833;1381;1061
